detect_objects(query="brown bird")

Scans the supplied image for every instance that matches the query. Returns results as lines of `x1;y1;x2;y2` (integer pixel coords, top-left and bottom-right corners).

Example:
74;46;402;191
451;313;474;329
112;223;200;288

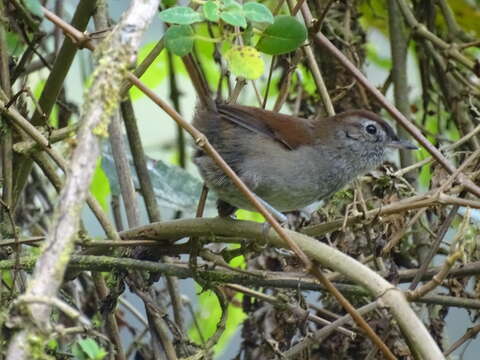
193;102;416;219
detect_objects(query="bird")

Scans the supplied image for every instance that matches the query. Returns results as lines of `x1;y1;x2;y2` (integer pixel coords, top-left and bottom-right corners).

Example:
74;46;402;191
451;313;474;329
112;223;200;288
192;102;416;219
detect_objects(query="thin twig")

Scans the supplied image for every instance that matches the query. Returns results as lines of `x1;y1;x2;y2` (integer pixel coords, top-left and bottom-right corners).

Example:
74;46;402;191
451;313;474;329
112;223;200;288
444;323;480;356
283;302;378;358
408;209;471;300
14;295;91;327
225;283;355;337
409;203;460;290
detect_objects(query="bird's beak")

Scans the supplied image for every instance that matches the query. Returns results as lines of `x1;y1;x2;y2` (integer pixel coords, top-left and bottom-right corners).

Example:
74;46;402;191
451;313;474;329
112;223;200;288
387;139;418;150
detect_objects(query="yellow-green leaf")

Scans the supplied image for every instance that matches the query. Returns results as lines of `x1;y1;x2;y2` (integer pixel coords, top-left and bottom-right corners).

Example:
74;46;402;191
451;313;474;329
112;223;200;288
225;46;264;80
90;158;110;212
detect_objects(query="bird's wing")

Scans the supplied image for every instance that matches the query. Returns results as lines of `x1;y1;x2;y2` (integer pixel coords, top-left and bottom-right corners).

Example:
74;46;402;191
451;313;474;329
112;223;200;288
216;103;315;150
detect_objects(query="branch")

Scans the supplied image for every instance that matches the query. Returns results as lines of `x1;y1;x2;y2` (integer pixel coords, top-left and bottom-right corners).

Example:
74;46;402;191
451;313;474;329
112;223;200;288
105;217;442;358
0;102;119;240
6;1;160;358
4;254;480;312
395;0;477;70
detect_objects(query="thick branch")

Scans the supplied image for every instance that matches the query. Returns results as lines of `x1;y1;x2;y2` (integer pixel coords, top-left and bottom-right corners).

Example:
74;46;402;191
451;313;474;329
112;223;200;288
121;217;442;359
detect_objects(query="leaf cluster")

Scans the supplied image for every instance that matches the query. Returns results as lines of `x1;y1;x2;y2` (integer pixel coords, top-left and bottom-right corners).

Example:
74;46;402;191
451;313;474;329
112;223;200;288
159;0;307;79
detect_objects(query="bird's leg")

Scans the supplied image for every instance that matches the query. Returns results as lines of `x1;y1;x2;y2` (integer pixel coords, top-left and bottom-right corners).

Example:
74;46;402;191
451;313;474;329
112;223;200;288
255;195;288;224
216;194;289;246
254;195;293;245
217;195;287;224
217;199;237;218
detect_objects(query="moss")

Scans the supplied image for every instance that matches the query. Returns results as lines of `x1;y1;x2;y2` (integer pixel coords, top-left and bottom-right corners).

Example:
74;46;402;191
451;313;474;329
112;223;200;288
84;38;132;138
27;333;55;360
56;243;75;274
196;269;250;285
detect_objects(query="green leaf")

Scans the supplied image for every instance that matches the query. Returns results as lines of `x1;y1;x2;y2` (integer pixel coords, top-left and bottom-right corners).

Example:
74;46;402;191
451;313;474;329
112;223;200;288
225;46;265;80
228;243;245;268
243;2;273;24
33;79;46;99
6;31;24;56
297;65;316;96
130;43;168;100
129;45;185;100
256;15;307;55
23;0;43;17
165;25;195;56
188;287;246;356
366;43;391;69
47;339;58;351
221;1;247;28
222;0;241;8
102;148;216;214
72;343;88;360
236;209;265;222
77;338;107;360
32;80;59;126
159;6;203;25
220;11;247;28
78;339;98;359
2;271;13;289
203;0;220;22
90;158;110;212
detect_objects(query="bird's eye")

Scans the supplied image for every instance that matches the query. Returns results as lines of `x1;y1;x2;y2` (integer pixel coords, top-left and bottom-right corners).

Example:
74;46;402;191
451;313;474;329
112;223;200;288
366;124;377;135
